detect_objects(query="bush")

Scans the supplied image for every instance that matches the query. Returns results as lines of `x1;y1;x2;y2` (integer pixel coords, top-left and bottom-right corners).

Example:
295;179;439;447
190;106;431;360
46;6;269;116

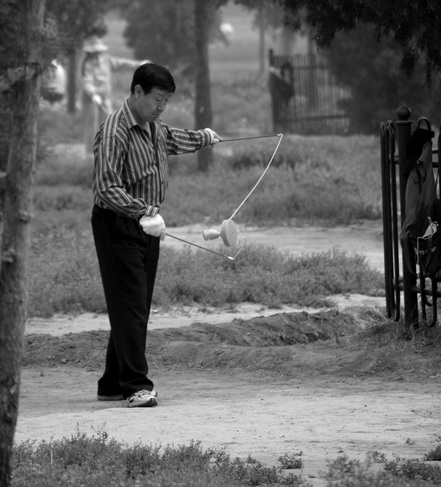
12;434;310;487
425;436;441;461
327;24;441;134
27;226;383;317
324;454;441;486
162;134;381;226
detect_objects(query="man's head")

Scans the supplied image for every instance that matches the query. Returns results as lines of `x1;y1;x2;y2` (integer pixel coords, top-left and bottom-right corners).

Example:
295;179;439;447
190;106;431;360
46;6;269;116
130;63;176;96
129;63;176;124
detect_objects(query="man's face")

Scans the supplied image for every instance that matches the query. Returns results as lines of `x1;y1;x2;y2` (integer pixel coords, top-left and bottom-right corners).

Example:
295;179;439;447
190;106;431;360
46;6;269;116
133;86;173;123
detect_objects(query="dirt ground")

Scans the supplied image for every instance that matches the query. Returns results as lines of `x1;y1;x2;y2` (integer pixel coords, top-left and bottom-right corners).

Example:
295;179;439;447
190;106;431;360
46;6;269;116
16;223;441;486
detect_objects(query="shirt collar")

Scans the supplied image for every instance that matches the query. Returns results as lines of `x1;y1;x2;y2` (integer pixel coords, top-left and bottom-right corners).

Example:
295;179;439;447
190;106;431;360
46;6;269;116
122;99;139;130
122;99;156;138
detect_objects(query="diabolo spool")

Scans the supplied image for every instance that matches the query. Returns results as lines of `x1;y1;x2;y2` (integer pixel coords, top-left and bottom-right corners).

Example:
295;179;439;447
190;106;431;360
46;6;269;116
202;219;238;247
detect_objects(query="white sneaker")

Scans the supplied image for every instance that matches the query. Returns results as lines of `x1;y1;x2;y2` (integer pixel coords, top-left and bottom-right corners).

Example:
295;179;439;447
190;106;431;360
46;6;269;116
127;389;158;408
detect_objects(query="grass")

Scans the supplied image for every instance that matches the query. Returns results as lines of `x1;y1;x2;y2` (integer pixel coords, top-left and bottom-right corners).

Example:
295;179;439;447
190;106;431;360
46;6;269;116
11;431;441;487
11;432;310;487
1;10;426;487
23;73;386;319
24;96;385;318
28;229;383;317
323;451;441;486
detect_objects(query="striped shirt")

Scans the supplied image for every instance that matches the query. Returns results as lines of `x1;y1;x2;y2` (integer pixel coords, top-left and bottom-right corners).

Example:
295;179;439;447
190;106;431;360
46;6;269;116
92;99;211;219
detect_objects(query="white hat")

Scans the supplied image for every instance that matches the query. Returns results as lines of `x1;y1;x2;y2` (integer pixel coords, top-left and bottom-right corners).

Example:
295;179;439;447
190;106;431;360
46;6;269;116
83;37;108;53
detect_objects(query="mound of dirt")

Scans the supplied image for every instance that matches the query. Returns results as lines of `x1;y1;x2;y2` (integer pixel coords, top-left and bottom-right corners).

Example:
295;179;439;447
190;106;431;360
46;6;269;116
23;308;441;382
17;307;441;486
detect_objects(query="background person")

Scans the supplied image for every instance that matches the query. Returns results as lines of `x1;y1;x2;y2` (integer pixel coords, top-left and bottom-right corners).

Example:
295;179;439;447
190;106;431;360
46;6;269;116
41;58;67;106
91;62;221;408
81;36;145;155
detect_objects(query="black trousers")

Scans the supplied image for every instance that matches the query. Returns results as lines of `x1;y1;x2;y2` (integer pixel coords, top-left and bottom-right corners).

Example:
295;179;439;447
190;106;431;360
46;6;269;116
91;205;160;398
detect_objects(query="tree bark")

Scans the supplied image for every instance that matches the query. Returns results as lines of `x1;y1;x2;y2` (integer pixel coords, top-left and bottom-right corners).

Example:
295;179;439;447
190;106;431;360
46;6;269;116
67;49;77;114
194;0;213;172
0;1;44;485
258;3;266;74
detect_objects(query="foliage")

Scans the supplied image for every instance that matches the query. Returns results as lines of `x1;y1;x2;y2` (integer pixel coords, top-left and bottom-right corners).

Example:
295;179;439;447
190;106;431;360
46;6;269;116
27;224;383;317
120;0;194;71
278;452;304;470
326;24;441;133
11;432;441;487
324;453;441;486
11;433;310;487
35;100;383;229
383;455;441;485
281;0;441;80
234;0;290;32
45;0;111;53
164;134;381;226
210;73;272;134
0;0;113;172
115;0;227;77
425;436;441;461
25;115;385;318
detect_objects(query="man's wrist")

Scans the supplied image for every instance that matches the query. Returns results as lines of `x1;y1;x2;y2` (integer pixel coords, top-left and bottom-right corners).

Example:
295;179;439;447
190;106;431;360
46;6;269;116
144;206;159;217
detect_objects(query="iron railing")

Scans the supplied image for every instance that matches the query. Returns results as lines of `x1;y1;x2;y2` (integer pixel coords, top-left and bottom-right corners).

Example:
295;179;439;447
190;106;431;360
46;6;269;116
380;106;441;328
268;49;350;135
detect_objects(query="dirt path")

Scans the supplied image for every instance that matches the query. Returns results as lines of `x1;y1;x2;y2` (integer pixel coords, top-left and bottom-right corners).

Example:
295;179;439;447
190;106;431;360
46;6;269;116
18;222;438;487
16;367;441;486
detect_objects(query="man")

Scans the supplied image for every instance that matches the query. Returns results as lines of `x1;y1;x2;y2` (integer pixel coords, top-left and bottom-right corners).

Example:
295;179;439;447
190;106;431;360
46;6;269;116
91;62;221;408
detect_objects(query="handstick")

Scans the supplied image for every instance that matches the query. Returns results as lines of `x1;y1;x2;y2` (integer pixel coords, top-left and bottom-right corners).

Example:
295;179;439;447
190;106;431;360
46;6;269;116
166;233;235;260
220;134;282;143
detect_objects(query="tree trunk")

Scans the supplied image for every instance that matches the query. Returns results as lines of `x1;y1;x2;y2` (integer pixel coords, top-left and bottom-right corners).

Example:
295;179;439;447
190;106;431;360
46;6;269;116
0;0;44;485
67;49;77;114
306;26;318;111
194;0;213;172
258;4;266;74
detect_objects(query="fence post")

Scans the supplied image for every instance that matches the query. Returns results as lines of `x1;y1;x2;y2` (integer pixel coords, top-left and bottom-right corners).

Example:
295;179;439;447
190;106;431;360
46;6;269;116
395;106;418;327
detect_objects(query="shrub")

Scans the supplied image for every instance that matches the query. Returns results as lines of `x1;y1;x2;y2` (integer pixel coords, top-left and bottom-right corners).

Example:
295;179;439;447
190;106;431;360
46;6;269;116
425;436;441;461
12;434;310;487
27;226;383;317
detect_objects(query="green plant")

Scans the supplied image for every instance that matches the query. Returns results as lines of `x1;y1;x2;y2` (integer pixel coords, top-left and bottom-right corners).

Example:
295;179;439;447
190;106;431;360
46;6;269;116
324;454;441;486
425;436;441;461
11;434;312;487
383;455;441;484
27;225;383;318
278;452;304;469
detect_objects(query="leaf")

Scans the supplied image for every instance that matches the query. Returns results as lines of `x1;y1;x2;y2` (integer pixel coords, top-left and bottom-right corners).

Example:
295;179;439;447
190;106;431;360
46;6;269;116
7;66;37;83
0;76;11;92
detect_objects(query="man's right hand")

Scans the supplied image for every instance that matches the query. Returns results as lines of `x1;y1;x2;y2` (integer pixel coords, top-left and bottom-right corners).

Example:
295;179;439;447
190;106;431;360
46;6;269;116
139;214;166;241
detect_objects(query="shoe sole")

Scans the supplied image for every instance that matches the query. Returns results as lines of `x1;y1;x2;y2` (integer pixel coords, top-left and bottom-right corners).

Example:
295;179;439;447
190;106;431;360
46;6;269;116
127;397;158;408
97;394;124;401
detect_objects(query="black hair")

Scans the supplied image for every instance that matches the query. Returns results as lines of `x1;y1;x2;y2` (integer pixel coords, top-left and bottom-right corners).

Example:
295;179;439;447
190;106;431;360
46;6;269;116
130;62;176;95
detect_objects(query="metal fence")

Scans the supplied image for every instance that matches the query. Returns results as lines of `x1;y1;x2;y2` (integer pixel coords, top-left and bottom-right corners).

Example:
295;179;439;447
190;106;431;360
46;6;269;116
268;49;350;135
381;106;441;328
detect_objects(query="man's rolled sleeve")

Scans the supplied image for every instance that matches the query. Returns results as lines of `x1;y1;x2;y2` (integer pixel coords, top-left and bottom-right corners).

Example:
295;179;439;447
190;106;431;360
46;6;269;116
163;123;212;154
